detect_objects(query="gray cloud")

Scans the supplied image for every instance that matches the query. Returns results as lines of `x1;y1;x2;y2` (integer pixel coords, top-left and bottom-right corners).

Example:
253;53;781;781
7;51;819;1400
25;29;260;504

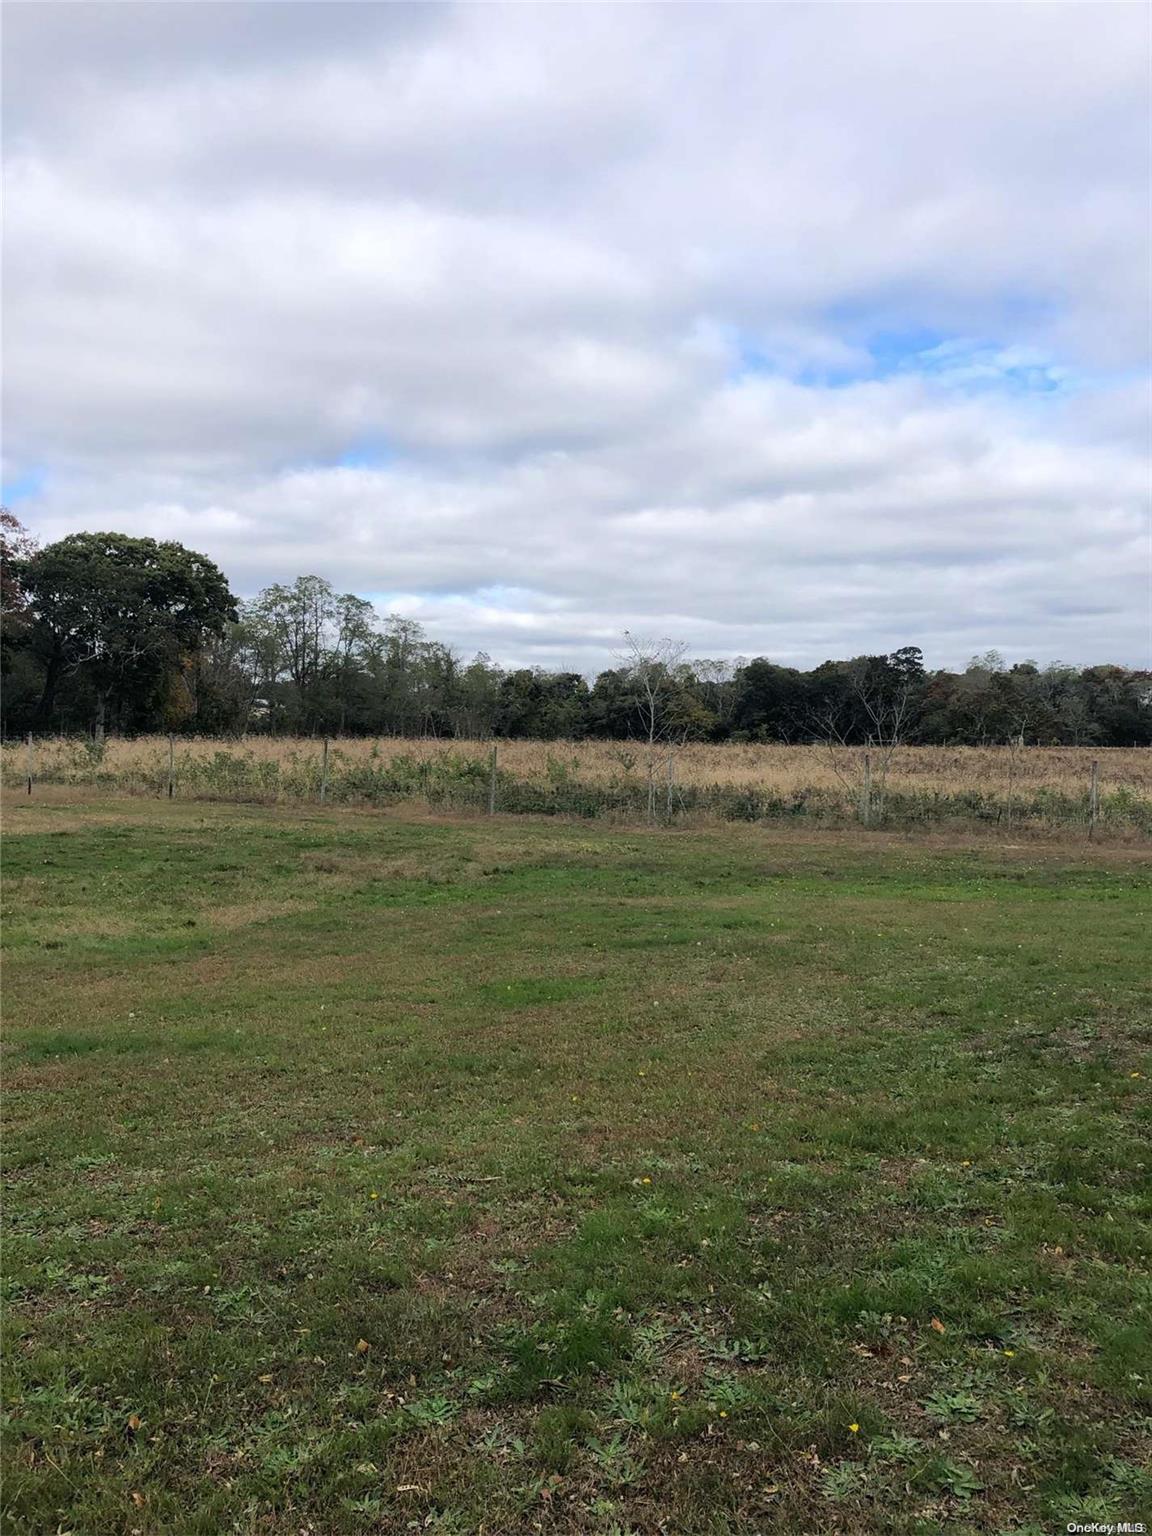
3;1;1149;670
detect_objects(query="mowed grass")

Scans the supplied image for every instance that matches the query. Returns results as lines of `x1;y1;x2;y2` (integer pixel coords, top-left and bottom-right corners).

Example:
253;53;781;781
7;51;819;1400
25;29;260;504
1;795;1149;1535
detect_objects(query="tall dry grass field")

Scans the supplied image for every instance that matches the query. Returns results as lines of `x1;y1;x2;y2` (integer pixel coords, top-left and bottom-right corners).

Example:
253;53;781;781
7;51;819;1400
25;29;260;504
4;733;1150;798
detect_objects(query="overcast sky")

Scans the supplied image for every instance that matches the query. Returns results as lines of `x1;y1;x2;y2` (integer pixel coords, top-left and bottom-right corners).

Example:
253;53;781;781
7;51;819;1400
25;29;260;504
3;2;1150;672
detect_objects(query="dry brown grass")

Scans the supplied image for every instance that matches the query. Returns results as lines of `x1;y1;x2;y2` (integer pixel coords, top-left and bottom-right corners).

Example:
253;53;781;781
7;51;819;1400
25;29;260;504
5;732;1149;796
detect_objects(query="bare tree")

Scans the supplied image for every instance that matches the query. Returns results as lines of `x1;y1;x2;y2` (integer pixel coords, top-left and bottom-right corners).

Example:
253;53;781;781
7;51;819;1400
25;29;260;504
810;660;919;824
619;632;691;821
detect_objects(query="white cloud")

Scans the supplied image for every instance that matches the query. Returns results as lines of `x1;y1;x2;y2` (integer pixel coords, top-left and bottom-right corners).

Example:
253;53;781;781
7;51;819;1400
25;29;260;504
3;1;1149;670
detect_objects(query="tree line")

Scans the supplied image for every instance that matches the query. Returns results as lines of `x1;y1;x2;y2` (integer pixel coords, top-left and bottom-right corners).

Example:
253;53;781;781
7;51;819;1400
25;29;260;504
2;520;1149;746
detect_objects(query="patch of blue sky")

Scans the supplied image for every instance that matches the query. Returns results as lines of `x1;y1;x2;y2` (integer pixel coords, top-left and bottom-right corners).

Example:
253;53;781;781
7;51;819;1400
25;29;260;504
469;585;561;611
1;465;46;503
361;593;412;613
825;287;1059;347
723;321;944;387
284;438;395;474
893;336;1073;394
727;319;1078;397
364;584;552;612
374;580;540;605
334;438;394;469
863;325;950;376
363;586;458;608
729;331;775;379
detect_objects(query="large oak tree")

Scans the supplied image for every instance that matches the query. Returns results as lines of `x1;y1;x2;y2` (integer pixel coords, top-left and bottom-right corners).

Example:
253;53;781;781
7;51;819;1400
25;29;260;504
17;532;236;738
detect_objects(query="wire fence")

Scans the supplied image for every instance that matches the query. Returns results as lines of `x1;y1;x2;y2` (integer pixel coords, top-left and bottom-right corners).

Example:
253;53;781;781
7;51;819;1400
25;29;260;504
5;734;1149;838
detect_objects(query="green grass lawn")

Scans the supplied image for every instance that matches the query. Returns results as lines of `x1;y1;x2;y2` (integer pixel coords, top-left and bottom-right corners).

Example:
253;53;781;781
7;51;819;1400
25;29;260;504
2;796;1149;1535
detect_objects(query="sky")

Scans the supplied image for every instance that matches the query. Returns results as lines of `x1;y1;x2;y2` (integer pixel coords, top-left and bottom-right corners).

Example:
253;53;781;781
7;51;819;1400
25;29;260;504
3;1;1151;674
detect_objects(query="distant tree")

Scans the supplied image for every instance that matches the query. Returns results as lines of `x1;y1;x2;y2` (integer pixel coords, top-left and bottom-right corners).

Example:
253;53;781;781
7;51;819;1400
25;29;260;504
452;652;504;738
808;650;924;820
359;615;425;735
5;523;1149;748
807;652;921;746
187;617;267;735
17;532;235;740
889;645;926;687
731;659;807;740
1078;665;1152;746
0;508;37;674
618;633;700;819
692;657;742;738
496;668;589;739
330;592;380;732
587;667;638;739
620;633;691;742
939;657;1009;744
539;671;593;739
248;575;336;730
